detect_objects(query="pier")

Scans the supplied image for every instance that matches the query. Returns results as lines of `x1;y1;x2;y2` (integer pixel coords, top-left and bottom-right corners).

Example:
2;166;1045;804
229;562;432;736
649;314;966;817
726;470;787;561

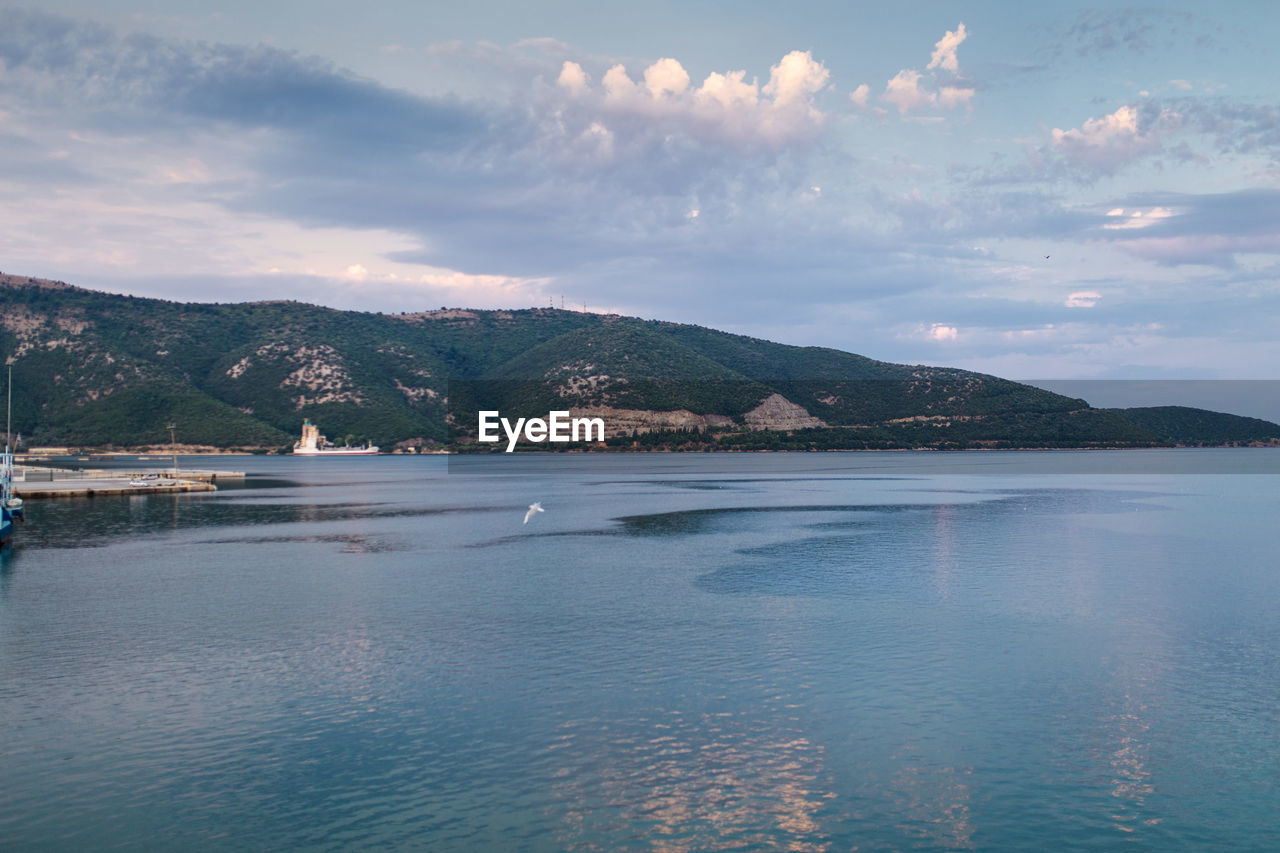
12;466;242;499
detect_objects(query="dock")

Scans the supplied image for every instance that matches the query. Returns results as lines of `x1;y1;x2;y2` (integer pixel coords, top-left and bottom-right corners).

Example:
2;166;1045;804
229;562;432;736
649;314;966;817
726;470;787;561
13;467;242;499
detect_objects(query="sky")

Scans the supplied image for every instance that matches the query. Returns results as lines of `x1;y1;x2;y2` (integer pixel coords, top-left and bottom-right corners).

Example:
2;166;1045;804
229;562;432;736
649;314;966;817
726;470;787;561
3;1;1280;393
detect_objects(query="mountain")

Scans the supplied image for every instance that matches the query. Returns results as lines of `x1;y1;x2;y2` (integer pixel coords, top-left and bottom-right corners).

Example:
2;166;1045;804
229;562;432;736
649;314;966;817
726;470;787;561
2;272;1277;451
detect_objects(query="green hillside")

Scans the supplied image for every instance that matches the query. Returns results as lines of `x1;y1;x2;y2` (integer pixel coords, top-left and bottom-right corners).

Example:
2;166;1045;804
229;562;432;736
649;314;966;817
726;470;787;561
1108;406;1280;446
2;272;1275;451
478;320;774;418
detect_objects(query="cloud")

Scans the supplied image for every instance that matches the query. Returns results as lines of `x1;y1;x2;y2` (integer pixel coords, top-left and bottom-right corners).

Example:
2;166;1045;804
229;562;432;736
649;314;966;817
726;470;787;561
1096;189;1280;267
1049;105;1178;176
554;50;830;149
763;50;830;107
938;86;975;110
515;36;572;54
929;323;959;341
0;8;486;152
1065;291;1101;308
998;92;1280;186
849;84;870;107
1058;9;1218;58
1064;9;1159;56
1102;206;1174;230
883;70;936;115
698;69;760;109
323;264;549;302
1152;96;1280;161
1115;234;1280;267
556;60;589;95
880;23;974;117
927;23;968;73
643;57;690;98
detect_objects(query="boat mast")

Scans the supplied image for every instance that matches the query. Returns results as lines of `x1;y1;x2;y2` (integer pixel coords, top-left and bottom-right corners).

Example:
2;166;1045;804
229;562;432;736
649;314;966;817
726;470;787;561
4;363;10;504
168;422;177;477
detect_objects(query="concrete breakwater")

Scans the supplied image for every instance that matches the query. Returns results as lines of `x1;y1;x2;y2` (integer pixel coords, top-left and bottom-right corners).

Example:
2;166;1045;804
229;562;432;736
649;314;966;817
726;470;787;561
13;467;242;499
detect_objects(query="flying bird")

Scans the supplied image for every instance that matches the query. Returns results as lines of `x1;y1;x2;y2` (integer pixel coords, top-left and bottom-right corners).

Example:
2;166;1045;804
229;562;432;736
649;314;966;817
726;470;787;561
1044;255;1051;259
523;502;544;524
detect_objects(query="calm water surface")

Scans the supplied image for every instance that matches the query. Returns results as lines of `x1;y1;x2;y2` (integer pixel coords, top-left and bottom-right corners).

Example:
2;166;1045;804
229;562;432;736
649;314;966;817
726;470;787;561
2;450;1278;850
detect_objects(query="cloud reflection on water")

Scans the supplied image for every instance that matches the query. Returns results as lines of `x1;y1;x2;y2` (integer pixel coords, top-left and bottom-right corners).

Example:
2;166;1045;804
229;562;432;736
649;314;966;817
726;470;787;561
549;708;834;852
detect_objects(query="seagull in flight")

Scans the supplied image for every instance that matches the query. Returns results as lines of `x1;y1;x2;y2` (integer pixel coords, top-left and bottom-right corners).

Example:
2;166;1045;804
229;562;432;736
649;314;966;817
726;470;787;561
523;502;545;524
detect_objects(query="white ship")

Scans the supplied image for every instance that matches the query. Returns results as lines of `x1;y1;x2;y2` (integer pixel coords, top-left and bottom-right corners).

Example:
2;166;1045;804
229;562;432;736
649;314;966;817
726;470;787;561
293;419;379;455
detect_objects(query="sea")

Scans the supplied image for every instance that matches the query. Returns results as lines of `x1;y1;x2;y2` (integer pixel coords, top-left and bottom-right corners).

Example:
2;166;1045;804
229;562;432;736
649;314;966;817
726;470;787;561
1;450;1278;851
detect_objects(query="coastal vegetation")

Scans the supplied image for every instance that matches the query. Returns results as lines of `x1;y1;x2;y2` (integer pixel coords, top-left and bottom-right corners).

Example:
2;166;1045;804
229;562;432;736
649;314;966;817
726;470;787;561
2;273;1277;451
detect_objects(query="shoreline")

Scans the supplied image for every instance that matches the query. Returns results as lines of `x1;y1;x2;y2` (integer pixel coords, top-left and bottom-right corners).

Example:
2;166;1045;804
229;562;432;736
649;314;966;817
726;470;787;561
16;442;1278;462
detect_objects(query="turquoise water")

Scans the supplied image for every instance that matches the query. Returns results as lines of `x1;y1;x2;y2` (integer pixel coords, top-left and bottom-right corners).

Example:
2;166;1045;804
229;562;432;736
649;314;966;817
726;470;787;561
2;451;1278;850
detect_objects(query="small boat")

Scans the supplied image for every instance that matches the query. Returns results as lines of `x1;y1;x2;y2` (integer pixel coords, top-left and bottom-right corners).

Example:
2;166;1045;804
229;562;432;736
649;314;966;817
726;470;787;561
0;468;14;545
293;419;379;456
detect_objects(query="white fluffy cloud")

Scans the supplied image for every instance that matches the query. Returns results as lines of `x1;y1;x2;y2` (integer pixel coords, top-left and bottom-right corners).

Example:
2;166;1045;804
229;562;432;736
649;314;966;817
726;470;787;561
763;50;831;106
880;23;974;116
698;69;759;108
938;85;975;109
556;60;589;96
643;57;690;98
883;70;936;115
1051;105;1179;174
927;23;968;73
1053;105;1144;149
555;51;830;148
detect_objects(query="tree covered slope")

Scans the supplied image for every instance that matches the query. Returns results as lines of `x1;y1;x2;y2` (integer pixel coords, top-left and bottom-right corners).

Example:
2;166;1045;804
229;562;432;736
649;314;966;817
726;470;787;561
2;273;1275;450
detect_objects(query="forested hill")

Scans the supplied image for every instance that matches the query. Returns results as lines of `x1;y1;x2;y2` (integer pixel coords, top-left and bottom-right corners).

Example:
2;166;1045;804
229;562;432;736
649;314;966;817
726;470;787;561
1;273;1276;451
1103;406;1280;447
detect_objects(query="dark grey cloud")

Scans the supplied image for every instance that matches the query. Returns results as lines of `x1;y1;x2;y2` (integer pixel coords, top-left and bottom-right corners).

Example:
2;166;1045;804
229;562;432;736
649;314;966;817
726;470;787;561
1149;96;1280;160
0;8;487;150
1052;8;1221;59
1116;188;1280;238
1090;188;1280;266
1065;9;1161;56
